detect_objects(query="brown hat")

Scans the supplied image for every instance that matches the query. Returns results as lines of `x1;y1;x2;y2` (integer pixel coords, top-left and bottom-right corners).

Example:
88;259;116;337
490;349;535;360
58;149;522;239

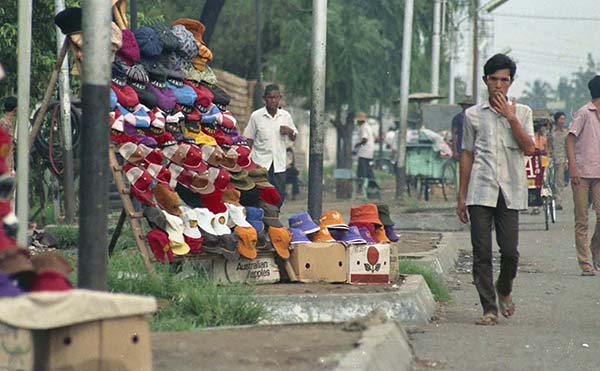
222;188;241;206
31;252;73;276
248;166;273;188
355;111;367;121
153;183;182;216
0;247;34;276
230;170;256;191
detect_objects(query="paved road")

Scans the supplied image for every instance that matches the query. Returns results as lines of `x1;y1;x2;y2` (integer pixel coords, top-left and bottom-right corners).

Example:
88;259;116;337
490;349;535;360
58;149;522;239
410;188;600;371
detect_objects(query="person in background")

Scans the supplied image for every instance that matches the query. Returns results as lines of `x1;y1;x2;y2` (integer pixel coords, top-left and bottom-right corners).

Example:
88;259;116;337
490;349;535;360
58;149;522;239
244;84;298;208
451;97;475;161
354;111;375;195
565;75;600;277
548;111;568;210
0;96;17;174
530;121;549;215
285;144;300;201
457;53;535;325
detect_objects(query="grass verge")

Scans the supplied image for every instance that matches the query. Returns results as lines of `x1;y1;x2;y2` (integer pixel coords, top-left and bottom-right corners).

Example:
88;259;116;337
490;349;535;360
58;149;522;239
398;260;452;303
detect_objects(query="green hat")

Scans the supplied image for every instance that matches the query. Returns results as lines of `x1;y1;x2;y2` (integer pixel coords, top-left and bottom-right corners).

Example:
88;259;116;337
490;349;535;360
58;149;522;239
376;204;394;226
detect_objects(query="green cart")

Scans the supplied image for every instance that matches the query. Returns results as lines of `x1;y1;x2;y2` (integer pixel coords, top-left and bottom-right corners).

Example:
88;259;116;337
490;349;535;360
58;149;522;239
405;143;456;201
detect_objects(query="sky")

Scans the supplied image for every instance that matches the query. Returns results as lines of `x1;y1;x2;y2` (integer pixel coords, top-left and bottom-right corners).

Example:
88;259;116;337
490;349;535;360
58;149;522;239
456;0;600;98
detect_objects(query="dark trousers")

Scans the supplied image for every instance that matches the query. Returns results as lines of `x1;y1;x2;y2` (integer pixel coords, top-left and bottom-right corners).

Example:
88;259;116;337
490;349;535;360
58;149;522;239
357;157;375;179
268;164;286;208
286;167;300;195
468;192;519;315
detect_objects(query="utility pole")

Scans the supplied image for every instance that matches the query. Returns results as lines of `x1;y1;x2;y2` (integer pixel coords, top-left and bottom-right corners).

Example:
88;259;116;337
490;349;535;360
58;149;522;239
448;48;455;104
395;0;414;198
16;0;32;246
431;0;441;97
307;0;327;220
78;0;112;290
252;0;263;110
471;0;479;102
55;0;75;224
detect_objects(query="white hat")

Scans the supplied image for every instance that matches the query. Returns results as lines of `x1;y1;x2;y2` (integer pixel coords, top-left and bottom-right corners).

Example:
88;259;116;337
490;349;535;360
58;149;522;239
211;210;231;236
195;208;218;235
181;208;201;239
161;210;190;255
226;203;251;228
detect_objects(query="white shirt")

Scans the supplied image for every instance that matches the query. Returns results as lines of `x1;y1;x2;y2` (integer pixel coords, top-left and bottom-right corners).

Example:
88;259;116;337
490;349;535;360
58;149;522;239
357;122;375;159
244;107;298;173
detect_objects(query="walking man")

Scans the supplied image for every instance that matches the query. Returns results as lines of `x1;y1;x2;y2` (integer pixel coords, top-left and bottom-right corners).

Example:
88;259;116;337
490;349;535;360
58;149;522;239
565;75;600;276
549;112;567;210
354;111;375;194
457;54;535;325
451;97;474;161
244;84;298;208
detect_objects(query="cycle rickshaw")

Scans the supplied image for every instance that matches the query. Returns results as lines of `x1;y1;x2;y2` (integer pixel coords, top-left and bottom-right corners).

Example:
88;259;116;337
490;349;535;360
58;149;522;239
526;153;556;230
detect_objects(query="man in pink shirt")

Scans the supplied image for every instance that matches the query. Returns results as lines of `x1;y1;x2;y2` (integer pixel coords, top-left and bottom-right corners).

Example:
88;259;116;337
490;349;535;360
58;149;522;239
565;75;600;276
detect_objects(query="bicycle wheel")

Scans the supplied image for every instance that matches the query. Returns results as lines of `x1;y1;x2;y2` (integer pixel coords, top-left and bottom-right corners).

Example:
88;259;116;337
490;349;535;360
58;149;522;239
550;198;556;223
441;160;457;202
543;197;549;231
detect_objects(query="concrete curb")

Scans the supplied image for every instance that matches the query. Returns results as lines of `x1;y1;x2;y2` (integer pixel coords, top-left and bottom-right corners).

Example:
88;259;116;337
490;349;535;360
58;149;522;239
397;232;463;278
258;275;436;327
334;322;413;371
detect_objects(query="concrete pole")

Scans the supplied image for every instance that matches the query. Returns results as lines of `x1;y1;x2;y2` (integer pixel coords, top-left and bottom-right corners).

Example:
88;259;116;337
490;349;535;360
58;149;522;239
55;0;75;224
307;0;327;220
16;0;32;246
431;0;441;97
448;47;455;104
252;0;263;110
78;0;112;290
395;0;413;198
471;0;480;103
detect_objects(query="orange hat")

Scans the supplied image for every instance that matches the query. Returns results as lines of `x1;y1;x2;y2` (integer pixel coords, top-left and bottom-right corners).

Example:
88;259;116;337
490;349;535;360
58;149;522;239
373;225;390;243
0;247;33;276
234;226;258;260
31;252;73;276
350;204;383;226
310;226;336;242
153;183;182;216
268;226;291;260
319;210;349;230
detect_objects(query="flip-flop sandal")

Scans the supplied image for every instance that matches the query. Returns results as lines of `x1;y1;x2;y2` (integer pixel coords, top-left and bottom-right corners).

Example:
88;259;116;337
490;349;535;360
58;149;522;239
498;297;515;318
475;313;498;326
581;270;596;277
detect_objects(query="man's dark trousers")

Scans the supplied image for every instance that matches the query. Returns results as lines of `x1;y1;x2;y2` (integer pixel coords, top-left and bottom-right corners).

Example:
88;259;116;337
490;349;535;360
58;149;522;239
468;192;519;315
268;164;286;208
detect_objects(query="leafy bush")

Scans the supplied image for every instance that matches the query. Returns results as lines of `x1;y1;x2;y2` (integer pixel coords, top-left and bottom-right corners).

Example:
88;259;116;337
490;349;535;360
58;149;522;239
398;260;452;303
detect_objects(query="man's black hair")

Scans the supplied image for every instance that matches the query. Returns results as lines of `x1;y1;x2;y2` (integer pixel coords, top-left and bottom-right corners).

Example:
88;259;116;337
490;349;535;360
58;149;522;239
588;75;600;99
3;96;17;113
553;111;565;122
263;84;280;97
483;54;517;80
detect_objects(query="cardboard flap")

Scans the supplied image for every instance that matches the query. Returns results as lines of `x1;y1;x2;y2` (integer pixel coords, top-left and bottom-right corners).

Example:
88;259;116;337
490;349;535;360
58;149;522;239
0;290;156;329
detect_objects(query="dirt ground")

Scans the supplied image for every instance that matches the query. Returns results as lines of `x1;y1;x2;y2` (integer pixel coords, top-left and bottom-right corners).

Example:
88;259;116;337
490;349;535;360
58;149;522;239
253;275;406;295
152;323;362;371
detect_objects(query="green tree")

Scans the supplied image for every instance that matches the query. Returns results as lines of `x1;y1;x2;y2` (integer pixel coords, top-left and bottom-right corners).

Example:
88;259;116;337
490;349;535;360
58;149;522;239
521;79;554;109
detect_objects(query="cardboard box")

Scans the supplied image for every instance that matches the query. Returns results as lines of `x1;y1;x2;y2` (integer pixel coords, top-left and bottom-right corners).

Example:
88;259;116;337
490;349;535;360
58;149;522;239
289;242;347;283
212;252;280;284
389;242;401;282
34;315;152;371
347;243;391;284
0;322;33;370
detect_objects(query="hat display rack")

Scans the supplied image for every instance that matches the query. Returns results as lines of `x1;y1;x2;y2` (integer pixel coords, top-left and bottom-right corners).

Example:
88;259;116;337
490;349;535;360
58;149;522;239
52;3;305;280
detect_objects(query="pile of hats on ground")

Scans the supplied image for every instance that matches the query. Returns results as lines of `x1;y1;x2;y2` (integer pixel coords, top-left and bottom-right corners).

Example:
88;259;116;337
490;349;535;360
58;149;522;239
287;204;399;246
54;8;294;264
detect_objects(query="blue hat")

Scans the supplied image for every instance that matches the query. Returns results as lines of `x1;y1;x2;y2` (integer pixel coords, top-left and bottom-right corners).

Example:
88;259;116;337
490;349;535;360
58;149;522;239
290;227;311;245
167;82;197;107
134;27;164;58
245;207;264;233
331;226;367;245
384;225;399;242
356;226;376;243
0;272;22;297
288;212;320;234
109;88;118;110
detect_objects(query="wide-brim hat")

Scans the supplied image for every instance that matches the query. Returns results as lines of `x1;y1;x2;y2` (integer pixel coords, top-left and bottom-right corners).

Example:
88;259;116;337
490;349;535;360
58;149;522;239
31;252;73;276
245;206;264;233
350;204;383;226
144;206;167;231
221;147;241;172
211;211;231;236
226;203;251;228
319;210;349;230
181;208;202;239
288;212;320;234
229;170;256;191
384;225;399;242
222;188;241;206
195;208;218;235
153;183;182;216
331;226;367;245
261;202;283;228
248;166;273;188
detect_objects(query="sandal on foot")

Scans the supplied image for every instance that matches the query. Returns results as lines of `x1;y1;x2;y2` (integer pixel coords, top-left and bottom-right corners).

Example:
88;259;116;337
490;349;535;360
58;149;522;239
498;296;516;318
581;270;596;277
475;313;498;326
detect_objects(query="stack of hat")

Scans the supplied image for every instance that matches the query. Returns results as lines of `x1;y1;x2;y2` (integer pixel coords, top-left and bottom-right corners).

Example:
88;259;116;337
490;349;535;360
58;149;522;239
319;210;366;245
349;204;390;243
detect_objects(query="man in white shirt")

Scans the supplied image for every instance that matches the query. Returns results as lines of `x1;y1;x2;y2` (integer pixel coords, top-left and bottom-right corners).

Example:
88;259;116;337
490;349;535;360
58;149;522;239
244;84;298;207
354;112;375;191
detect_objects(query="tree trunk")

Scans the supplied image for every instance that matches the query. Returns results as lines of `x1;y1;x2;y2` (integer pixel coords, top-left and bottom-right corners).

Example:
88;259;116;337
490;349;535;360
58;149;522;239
199;0;225;46
335;109;355;199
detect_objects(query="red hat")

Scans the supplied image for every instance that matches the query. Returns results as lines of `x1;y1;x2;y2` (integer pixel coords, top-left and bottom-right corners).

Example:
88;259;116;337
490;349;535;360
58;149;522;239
201;189;227;214
211;129;232;147
142;161;172;188
116;29;140;66
29;271;73;292
168;163;194;190
125;166;156;206
111;82;140;108
220;112;237;134
208;167;230;190
146;229;174;263
162;143;208;172
258;187;281;206
234;145;256;170
186;107;202;122
196;84;214;109
119;142;163;165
